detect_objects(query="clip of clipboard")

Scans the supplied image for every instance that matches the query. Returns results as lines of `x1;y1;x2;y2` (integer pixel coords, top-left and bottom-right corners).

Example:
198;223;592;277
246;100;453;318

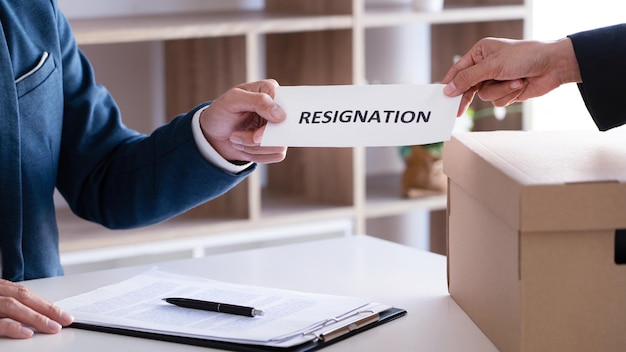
297;307;406;351
311;310;381;342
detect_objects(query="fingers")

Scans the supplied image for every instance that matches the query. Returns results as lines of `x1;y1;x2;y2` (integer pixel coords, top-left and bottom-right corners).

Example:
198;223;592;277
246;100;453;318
228;79;286;124
442;38;496;97
237;78;279;96
230;127;288;164
0;280;74;339
230;143;288;164
449;78;527;116
456;87;477;117
200;79;289;163
477;79;527;106
0;318;34;339
231;146;288;164
443;42;494;115
443;37;528;113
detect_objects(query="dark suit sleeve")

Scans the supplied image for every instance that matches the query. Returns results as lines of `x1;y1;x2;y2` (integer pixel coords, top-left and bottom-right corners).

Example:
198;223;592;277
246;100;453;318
568;24;626;131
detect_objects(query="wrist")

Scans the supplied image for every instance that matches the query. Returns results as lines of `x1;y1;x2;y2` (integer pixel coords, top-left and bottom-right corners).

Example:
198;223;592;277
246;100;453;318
552;37;582;84
192;108;252;174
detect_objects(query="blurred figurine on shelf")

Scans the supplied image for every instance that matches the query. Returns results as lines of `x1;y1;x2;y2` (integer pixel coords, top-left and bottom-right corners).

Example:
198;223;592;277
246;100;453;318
401;144;447;197
400;107;473;198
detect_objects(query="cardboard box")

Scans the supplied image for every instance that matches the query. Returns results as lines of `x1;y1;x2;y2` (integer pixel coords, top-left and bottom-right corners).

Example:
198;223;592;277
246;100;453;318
443;130;626;352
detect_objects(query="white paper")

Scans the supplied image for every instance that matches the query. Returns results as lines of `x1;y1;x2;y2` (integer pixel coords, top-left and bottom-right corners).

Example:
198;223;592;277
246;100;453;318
56;268;389;347
262;84;461;147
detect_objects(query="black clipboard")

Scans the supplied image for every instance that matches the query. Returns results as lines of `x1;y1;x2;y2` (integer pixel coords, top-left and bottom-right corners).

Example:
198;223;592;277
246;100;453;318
70;307;406;352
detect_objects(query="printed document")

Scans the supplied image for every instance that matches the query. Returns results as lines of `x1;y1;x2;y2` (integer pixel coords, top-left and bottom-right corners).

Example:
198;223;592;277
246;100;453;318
261;84;462;147
56;268;391;348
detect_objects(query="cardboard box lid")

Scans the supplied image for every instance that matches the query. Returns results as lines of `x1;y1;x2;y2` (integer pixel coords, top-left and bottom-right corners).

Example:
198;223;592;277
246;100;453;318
443;130;626;232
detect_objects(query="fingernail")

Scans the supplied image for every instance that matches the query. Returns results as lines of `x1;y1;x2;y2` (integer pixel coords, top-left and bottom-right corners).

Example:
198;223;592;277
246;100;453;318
510;79;524;89
270;104;283;120
443;82;457;96
231;143;244;151
61;311;74;324
19;326;34;338
47;318;62;332
230;136;242;145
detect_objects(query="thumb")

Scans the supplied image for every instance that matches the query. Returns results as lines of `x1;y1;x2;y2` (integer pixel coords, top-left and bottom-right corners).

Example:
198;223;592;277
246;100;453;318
267;102;286;123
443;60;491;97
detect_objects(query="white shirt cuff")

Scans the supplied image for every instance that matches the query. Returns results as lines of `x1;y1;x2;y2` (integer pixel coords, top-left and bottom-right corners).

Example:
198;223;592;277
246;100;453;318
191;106;253;174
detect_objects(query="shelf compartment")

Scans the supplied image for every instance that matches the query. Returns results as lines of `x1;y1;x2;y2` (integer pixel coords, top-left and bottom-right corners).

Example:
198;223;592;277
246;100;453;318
165;36;248;110
365;173;446;218
265;147;355;207
266;29;353;86
263;25;355;214
162;35;251;221
261;188;355;220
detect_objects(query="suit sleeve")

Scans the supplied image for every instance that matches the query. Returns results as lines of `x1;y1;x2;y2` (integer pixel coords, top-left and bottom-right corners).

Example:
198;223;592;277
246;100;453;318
54;9;254;229
568;24;626;131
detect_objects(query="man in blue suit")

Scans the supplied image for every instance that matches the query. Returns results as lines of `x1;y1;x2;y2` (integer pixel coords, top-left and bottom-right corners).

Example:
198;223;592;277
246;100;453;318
0;0;287;338
442;24;626;133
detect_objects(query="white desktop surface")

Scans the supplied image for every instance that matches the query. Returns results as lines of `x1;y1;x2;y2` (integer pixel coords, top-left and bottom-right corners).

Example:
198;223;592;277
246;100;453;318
1;235;497;351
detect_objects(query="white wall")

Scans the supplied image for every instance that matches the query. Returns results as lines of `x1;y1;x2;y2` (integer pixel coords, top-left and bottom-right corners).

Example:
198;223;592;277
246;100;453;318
529;1;626;131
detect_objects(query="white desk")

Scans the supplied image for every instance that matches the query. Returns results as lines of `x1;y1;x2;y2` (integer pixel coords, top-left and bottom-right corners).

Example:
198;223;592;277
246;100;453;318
1;235;497;351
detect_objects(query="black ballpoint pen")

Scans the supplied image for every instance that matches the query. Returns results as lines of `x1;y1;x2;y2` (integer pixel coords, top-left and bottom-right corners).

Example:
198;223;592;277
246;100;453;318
163;298;264;317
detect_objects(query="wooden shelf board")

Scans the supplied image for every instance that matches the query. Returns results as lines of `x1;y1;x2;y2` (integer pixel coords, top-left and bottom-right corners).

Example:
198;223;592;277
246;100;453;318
261;191;355;219
57;208;253;252
57;203;354;253
365;173;447;217
71;11;353;45
363;4;528;27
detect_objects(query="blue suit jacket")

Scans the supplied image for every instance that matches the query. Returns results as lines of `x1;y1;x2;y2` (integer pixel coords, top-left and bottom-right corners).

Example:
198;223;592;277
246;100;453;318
0;0;253;281
569;24;626;131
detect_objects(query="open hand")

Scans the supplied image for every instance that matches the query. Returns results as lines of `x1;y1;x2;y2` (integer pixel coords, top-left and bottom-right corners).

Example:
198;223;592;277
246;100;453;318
0;279;73;339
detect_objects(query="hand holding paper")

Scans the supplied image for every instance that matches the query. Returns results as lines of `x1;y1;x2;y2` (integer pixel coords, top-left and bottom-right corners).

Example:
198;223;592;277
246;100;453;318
262;84;461;147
